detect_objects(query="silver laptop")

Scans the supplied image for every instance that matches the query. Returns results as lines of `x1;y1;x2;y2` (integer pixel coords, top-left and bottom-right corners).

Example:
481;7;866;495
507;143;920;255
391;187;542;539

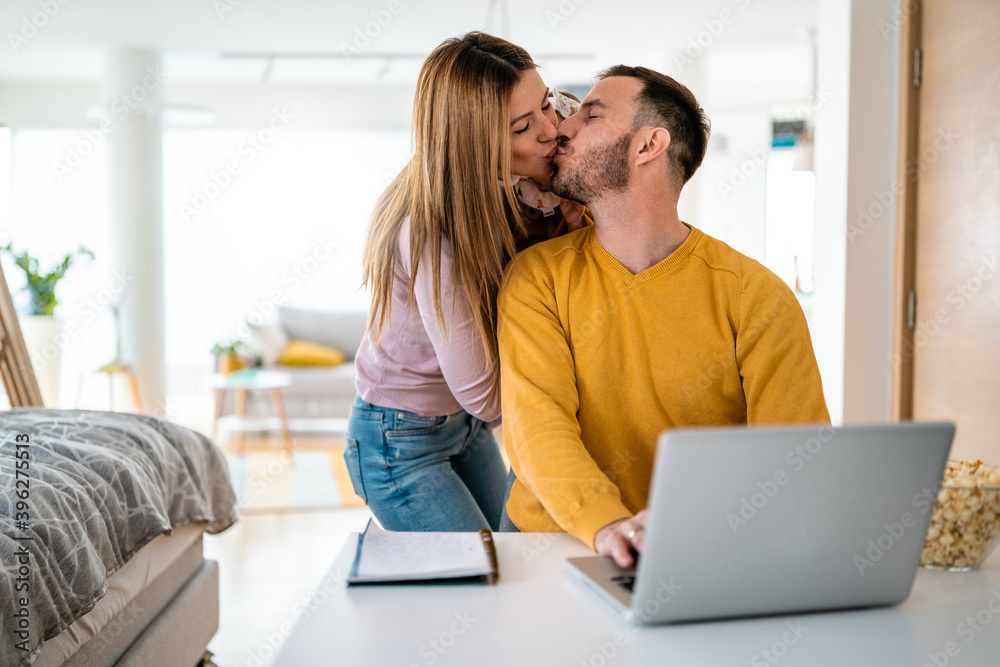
567;422;955;624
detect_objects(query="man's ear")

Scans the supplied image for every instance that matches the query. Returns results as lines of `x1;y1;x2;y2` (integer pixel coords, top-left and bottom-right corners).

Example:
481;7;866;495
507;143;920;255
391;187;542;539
635;128;671;166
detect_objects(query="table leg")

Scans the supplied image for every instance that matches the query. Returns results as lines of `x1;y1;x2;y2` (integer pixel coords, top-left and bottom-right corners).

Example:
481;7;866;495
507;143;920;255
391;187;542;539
212;388;225;442
235;388;248;455
126;372;143;413
75;374;85;409
271;387;293;459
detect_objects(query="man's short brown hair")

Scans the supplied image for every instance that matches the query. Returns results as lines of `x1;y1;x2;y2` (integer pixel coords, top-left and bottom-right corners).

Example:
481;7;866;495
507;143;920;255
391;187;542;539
598;65;711;188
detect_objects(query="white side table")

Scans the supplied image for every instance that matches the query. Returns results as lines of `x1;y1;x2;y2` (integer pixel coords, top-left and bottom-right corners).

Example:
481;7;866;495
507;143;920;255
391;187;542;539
208;370;293;456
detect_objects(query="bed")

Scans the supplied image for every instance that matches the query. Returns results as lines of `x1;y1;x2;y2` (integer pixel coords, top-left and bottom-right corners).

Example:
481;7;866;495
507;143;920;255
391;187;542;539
0;409;238;666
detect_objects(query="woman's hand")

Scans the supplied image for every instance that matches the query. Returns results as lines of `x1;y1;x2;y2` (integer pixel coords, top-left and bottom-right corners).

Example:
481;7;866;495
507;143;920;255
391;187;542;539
594;509;648;568
559;199;586;232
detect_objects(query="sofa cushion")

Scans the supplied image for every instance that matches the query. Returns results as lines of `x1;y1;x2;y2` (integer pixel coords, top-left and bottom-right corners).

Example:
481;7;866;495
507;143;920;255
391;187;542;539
277;340;346;367
277;307;369;360
246;321;290;365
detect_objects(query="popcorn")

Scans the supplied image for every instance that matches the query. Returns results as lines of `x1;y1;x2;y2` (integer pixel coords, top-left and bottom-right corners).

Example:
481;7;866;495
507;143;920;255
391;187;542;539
920;460;1000;570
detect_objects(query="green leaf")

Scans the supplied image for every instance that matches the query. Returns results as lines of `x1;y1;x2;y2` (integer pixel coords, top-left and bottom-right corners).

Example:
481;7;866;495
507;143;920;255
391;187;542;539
0;243;94;316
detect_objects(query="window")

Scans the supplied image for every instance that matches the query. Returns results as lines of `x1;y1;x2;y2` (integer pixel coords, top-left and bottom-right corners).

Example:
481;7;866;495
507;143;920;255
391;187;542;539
1;125;411;408
765;138;815;295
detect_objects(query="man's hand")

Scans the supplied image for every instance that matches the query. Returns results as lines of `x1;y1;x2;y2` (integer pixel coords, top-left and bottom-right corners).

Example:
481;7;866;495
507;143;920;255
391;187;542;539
594;509;648;568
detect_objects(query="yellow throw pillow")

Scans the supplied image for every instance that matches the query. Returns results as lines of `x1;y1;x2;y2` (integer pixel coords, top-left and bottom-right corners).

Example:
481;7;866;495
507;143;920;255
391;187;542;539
277;339;346;367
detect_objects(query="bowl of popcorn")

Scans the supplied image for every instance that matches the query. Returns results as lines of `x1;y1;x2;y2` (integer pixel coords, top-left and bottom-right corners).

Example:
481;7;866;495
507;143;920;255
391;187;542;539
920;460;1000;571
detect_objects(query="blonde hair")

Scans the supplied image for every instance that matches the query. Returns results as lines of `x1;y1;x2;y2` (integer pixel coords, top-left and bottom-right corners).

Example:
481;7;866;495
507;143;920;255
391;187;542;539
362;32;533;362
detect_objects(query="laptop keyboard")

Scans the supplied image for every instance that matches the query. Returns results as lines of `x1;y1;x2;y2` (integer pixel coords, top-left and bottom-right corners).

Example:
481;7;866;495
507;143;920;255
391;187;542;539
612;575;635;593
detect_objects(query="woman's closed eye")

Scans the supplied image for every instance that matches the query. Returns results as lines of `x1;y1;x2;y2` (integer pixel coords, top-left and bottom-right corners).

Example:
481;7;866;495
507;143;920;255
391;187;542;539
515;104;554;135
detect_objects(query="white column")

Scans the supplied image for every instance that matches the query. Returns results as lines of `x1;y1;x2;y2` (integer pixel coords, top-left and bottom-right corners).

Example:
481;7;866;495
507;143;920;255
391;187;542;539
104;50;166;413
814;0;900;424
841;0;900;423
813;0;851;424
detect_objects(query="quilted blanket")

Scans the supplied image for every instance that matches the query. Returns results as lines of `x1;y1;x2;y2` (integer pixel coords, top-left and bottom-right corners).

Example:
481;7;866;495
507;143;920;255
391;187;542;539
0;409;238;666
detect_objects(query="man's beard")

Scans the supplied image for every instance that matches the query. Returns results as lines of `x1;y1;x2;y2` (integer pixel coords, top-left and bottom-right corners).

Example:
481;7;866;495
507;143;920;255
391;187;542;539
550;132;632;204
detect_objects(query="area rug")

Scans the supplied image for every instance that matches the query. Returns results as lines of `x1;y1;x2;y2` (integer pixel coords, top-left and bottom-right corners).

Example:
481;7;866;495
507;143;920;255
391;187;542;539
226;449;365;512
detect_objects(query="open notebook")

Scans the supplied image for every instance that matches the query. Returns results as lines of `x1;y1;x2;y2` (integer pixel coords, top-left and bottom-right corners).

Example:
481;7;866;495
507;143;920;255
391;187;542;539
347;519;498;585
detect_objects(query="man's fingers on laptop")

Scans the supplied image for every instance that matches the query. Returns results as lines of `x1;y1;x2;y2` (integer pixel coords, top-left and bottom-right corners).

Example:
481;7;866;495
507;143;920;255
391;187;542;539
596;515;648;568
631;510;649;551
610;536;636;568
594;517;629;557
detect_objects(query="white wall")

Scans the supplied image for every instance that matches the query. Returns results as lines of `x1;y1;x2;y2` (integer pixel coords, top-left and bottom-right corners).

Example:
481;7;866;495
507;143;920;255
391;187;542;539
813;0;900;424
679;39;814;263
812;0;851;423
842;0;900;423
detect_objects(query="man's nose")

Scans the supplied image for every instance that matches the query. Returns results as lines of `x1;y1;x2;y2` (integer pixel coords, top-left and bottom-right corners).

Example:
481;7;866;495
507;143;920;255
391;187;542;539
556;113;580;140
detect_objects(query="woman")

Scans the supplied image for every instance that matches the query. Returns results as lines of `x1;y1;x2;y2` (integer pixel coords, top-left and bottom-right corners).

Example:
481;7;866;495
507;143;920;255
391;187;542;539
345;32;581;532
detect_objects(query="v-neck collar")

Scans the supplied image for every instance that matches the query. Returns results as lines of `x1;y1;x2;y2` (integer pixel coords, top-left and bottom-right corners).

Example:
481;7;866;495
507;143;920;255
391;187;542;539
590;224;702;287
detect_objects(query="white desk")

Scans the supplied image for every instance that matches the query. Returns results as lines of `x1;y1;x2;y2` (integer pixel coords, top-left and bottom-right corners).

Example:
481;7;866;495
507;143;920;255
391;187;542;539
276;534;1000;666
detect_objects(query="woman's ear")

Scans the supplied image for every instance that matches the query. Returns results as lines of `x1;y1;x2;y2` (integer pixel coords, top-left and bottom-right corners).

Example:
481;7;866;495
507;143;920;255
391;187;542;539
635;128;671;166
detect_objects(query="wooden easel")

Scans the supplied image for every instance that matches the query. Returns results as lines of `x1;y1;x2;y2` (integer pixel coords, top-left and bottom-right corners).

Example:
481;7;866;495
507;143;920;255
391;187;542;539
0;261;44;406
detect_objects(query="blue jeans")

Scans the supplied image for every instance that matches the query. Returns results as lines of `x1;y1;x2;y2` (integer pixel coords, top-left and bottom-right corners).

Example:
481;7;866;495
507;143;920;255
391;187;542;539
344;395;507;531
499;468;521;532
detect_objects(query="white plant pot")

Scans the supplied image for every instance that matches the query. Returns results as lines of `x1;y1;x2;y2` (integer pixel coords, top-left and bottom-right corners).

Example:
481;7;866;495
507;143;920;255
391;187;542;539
20;315;63;408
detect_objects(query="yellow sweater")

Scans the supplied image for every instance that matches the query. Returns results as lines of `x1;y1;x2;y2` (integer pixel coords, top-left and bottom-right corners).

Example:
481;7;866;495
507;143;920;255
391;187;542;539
498;224;830;548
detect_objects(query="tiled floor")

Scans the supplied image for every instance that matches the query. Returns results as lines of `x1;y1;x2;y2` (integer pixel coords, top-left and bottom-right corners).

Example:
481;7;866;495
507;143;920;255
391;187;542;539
205;507;372;667
201;429;372;667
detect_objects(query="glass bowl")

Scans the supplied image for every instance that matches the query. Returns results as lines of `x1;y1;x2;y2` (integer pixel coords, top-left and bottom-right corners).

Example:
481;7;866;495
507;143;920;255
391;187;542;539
920;460;1000;571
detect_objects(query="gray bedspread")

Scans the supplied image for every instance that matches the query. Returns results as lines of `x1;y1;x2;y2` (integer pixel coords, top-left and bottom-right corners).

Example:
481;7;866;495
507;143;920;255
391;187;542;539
0;409;238;666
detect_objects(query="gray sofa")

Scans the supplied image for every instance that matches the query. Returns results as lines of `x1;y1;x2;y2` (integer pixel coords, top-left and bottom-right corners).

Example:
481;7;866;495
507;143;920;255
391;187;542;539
229;307;369;429
269;306;368;421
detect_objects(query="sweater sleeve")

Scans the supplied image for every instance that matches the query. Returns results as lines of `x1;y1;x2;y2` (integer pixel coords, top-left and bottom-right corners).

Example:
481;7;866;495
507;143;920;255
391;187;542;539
498;254;632;548
735;268;831;424
404;226;500;422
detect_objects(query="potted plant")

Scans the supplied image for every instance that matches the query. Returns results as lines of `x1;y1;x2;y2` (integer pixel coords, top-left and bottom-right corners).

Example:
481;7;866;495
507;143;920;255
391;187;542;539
1;243;94;316
211;340;248;375
1;242;94;406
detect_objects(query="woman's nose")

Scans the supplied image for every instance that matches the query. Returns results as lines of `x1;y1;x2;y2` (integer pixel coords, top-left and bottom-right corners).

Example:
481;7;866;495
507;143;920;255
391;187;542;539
539;115;559;143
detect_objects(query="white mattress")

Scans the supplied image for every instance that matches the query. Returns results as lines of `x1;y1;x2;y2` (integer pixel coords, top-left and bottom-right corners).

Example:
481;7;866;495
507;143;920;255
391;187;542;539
32;523;206;666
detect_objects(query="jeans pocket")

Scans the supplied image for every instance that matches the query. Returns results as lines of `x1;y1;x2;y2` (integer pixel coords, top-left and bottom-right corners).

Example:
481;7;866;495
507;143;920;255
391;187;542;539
385;411;450;439
343;437;368;503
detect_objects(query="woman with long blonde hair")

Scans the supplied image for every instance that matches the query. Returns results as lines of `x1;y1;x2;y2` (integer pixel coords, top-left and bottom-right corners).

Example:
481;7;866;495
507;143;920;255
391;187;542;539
345;32;582;531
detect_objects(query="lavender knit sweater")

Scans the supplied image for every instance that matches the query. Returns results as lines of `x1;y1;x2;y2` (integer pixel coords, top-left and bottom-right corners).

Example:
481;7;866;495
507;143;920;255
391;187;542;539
354;217;501;421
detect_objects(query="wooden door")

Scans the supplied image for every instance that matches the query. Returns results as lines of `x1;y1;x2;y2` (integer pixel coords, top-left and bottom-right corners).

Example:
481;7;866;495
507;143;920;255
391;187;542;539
894;0;1000;463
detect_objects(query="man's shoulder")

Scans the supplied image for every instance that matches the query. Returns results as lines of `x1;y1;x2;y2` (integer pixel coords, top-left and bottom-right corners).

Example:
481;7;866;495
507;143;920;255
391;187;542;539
689;226;785;288
690;228;802;331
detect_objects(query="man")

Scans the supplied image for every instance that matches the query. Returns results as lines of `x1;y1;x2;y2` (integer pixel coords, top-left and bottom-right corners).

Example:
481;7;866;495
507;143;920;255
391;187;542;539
497;66;829;567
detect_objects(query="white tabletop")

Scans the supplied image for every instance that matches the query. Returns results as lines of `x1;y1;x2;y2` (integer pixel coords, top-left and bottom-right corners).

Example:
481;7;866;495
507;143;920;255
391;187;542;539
275;533;1000;666
207;370;293;389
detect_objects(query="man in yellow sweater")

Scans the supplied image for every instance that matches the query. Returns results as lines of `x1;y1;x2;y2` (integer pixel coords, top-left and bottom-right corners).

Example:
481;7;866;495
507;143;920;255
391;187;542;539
497;65;830;568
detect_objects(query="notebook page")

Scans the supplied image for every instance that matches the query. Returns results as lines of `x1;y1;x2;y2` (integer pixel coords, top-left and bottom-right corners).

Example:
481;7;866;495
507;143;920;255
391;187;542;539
355;520;491;579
